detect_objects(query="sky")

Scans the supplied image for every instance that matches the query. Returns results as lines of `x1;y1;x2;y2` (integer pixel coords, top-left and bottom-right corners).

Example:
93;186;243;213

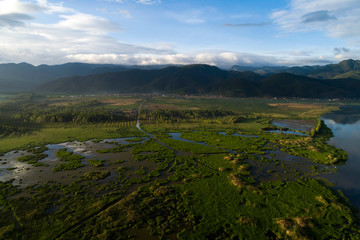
0;0;359;68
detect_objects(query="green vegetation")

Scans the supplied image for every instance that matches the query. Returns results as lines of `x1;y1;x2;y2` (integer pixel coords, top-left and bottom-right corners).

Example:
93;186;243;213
160;137;227;154
78;171;110;181
134;166;147;175
0;94;145;155
17;153;48;165
274;120;348;165
132;139;174;160
97;145;128;153
53;149;85;171
126;137;144;142
180;131;267;153
53;160;84;172
88;159;105;167
140;109;236;123
178;177;358;239
333;70;360;80
56;148;84;162
310;118;322;137
38;61;360;98
0;94;358;239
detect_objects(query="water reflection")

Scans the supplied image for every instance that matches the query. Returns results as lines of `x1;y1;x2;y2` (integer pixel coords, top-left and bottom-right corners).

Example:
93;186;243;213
323;105;360;124
322;108;360;209
168;132;208;146
0;137;145;185
272;119;316;132
270;119;314;136
267;129;308;136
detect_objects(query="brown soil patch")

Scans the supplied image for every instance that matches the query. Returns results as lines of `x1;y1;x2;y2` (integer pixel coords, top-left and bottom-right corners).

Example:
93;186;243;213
102;98;140;106
49;101;78;106
268;103;323;109
146;104;182;110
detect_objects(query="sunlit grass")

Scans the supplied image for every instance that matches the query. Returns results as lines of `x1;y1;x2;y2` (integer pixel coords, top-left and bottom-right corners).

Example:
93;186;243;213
0;124;144;155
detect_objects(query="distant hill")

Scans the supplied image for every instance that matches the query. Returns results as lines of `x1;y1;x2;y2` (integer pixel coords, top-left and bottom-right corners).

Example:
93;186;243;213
259;73;360;98
231;65;288;76
38;65;263;95
38;68;168;93
142;65;262;94
306;59;360;79
0;62;172;91
333;70;360;80
38;64;360;98
2;59;360;98
231;59;360;79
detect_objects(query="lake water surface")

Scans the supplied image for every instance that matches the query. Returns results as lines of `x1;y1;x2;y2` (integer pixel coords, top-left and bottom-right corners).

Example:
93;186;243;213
322;106;360;209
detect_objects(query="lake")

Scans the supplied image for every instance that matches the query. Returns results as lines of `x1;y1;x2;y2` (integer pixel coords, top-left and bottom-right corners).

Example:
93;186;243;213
322;106;360;209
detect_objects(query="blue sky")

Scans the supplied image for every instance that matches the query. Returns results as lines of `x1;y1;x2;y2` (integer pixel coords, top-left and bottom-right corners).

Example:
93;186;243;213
0;0;359;67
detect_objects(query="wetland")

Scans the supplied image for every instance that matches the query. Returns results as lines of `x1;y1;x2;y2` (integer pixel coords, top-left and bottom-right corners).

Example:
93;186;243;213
0;94;359;239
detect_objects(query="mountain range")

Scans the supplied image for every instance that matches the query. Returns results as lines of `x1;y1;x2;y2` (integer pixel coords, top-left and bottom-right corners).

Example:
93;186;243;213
0;62;170;91
231;59;360;79
1;59;360;98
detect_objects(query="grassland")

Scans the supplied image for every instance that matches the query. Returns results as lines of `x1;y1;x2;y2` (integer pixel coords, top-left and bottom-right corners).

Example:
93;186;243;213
0;93;359;239
143;96;339;118
0;124;143;155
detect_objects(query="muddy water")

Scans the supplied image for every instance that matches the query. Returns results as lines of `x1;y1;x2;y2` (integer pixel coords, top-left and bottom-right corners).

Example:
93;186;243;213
136;120;151;137
272;119;316;132
0;112;176;188
267;129;308;136
0;137;154;187
0;150;35;183
269;119;317;136
218;132;259;138
168;132;209;146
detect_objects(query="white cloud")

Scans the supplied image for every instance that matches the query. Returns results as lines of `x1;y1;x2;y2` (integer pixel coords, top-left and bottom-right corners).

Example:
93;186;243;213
0;0;43;15
166;7;219;24
333;47;360;61
191;51;279;67
55;13;121;33
271;0;360;40
166;10;205;24
0;0;356;68
135;0;160;5
66;54;123;63
0;13;33;27
64;51;286;68
116;9;132;18
106;0;161;5
301;10;336;23
96;8;132;18
60;42;360;68
230;13;256;19
0;0;171;65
